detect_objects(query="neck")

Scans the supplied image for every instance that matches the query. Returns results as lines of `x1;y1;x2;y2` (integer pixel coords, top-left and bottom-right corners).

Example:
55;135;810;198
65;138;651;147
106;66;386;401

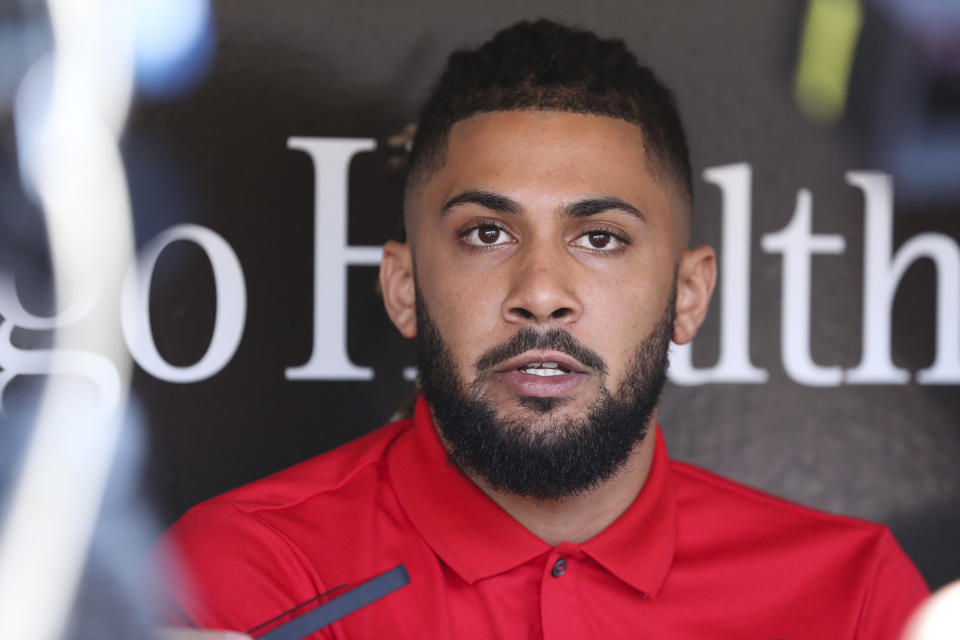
474;422;658;546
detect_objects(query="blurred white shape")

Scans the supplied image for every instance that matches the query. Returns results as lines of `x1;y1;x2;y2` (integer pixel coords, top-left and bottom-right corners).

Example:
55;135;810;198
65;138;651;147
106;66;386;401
0;272;99;330
901;580;960;640
134;0;213;95
0;320;122;416
0;1;136;640
13;54;53;202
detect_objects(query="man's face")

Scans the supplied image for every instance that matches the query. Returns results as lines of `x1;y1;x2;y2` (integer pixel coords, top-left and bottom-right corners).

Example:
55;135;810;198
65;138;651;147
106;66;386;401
402;110;687;498
415;281;675;499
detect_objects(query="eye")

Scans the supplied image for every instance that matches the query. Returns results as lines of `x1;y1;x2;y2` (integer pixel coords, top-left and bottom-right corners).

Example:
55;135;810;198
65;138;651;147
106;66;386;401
460;223;515;247
571;229;627;252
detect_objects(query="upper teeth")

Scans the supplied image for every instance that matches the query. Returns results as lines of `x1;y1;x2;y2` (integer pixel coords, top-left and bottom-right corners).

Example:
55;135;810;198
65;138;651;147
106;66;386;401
519;362;567;376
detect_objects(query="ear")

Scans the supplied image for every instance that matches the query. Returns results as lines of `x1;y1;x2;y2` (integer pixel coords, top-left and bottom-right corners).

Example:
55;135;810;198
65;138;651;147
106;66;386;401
380;240;417;338
673;245;716;345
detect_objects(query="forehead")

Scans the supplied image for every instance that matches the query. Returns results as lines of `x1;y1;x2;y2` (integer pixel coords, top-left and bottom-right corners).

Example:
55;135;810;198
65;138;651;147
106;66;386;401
411;110;676;233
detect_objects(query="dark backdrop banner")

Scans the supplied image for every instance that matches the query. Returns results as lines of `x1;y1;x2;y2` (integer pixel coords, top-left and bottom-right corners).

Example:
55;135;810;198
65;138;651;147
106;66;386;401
1;1;958;589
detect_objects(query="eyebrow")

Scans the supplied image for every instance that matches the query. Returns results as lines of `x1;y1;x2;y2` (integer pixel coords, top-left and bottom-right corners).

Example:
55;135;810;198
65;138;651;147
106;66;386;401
440;189;646;222
563;197;646;222
440;190;521;215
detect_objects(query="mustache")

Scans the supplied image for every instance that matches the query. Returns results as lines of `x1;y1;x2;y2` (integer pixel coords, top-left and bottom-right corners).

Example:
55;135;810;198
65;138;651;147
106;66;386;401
473;327;608;375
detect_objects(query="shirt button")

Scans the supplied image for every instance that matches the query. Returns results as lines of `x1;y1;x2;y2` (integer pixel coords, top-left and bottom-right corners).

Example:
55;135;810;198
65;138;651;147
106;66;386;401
551;557;567;577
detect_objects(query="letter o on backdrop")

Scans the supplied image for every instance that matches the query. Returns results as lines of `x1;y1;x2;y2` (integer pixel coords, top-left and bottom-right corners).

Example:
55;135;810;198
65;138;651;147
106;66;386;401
122;224;246;383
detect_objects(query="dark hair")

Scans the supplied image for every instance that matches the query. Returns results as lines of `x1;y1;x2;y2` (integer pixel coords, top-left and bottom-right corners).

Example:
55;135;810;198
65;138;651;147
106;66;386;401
406;19;692;202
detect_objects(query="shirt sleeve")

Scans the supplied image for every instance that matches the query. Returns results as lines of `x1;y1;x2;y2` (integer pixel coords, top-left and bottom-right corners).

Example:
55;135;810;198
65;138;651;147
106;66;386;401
855;528;929;640
153;500;333;638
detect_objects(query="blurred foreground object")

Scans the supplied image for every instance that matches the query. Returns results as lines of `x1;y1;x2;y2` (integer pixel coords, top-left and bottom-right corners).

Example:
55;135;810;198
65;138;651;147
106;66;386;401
795;0;960;206
133;0;214;97
0;0;208;637
794;0;864;125
0;0;136;638
901;579;960;640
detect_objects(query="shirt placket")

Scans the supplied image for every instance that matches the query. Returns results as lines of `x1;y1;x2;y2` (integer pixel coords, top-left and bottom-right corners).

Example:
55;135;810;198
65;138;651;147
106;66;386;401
539;542;591;640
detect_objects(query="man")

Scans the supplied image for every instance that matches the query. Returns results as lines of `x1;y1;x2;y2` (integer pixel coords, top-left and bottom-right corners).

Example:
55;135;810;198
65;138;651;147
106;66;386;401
160;20;928;639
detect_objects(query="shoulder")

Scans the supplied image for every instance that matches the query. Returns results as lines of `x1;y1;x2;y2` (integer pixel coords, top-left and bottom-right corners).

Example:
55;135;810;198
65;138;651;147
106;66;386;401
669;459;894;547
202;418;412;515
155;419;413;631
668;459;928;638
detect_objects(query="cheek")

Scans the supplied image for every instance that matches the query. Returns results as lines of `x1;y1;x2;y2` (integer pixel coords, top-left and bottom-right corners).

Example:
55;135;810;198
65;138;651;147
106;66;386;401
416;254;508;370
420;261;503;324
582;262;659;321
581;267;670;370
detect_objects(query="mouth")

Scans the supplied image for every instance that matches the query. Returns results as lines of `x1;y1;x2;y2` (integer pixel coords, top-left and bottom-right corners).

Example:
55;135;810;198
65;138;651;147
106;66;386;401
495;352;587;375
516;361;570;377
492;352;590;398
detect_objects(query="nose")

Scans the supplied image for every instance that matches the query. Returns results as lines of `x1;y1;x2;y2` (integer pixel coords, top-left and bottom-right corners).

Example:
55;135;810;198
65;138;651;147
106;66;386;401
501;246;582;326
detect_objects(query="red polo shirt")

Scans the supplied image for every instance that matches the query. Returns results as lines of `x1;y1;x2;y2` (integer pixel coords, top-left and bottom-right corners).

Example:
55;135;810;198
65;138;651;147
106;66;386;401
159;397;928;639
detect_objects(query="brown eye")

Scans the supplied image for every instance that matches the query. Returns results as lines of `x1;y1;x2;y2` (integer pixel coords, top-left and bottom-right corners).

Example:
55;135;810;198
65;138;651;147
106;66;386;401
478;226;501;244
461;224;514;247
571;229;626;252
588;232;611;248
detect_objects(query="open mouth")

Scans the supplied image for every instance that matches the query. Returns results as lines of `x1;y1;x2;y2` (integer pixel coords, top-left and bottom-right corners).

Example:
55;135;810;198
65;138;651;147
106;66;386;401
494;353;587;397
516;361;572;377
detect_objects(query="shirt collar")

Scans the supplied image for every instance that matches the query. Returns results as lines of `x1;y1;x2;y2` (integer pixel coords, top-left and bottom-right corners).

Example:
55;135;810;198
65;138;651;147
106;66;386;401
387;396;676;596
579;419;677;597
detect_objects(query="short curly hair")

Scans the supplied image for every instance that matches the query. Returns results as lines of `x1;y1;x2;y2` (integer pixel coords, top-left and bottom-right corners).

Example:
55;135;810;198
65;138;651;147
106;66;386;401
406;19;692;204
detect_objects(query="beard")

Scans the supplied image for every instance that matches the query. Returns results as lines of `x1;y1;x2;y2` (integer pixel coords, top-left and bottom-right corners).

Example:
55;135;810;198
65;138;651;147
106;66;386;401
414;281;676;501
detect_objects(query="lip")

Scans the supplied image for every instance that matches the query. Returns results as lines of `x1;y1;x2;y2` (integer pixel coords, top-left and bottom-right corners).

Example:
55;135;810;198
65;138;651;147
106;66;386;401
492;351;590;398
493;351;589;375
